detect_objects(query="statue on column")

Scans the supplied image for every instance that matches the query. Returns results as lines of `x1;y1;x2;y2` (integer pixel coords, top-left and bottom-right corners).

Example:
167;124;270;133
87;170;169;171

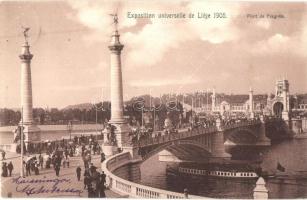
21;26;30;43
109;13;118;30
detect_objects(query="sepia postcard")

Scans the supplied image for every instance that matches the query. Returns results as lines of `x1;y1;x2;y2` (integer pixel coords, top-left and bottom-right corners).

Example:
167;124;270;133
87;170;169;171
1;0;307;199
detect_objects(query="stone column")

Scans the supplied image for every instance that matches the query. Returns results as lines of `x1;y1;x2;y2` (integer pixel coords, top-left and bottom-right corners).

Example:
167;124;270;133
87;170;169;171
19;42;40;144
103;18;137;158
20;43;34;125
282;84;289;121
109;30;125;124
257;115;270;146
211;118;231;161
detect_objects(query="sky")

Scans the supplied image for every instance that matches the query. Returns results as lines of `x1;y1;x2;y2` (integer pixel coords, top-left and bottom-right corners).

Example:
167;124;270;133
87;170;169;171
0;0;307;109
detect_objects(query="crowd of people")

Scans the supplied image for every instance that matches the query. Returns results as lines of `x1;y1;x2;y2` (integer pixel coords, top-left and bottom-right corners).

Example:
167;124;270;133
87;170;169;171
80;163;107;198
1;133;110;198
15;134;103;155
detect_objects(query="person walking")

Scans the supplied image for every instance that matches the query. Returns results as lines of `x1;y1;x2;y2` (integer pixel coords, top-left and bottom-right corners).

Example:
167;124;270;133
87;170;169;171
63;158;66;168
54;163;60;177
26;162;31;176
66;156;70;168
99;172;106;197
1;151;6;160
100;152;105;163
34;162;39;175
46;157;51;169
2;162;8;177
95;172;101;197
7;162;13;176
76;165;81;181
39;154;43;169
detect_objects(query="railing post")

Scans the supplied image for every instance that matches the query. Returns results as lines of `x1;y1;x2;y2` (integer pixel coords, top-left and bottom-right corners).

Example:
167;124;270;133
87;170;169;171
253;177;268;199
131;185;137;197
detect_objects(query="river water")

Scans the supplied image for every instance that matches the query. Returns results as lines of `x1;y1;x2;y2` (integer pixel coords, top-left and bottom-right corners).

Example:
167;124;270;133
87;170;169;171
1;131;307;198
140;138;307;199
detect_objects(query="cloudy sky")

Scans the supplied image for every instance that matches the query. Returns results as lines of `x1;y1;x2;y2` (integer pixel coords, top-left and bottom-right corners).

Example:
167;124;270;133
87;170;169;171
1;0;307;108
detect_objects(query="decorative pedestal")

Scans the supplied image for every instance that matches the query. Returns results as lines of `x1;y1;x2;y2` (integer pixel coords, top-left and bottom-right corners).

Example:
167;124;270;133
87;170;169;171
102;145;118;158
112;123;133;148
23;124;41;143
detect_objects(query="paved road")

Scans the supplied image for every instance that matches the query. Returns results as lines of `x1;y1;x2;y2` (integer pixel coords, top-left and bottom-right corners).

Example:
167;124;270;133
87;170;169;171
0;152;122;198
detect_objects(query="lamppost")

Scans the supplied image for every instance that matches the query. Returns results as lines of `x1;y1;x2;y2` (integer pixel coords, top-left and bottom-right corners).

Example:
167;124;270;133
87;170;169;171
91;88;105;133
67;121;72;141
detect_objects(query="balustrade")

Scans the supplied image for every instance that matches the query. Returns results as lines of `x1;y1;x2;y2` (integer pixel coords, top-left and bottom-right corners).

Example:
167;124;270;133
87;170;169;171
102;152;206;199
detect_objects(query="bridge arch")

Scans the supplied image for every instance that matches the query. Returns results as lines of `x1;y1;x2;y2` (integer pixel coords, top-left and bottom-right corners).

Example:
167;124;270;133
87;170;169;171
225;128;258;144
140;140;212;161
272;101;284;117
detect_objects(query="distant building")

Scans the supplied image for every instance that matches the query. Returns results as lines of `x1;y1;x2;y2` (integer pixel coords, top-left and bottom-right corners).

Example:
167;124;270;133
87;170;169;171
291;94;307;111
181;79;300;120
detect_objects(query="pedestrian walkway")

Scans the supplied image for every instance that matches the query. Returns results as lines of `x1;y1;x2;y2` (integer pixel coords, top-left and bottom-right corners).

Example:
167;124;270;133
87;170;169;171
1;152;122;198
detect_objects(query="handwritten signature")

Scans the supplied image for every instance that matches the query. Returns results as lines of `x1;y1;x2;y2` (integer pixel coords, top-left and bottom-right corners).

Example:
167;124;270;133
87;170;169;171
12;176;83;196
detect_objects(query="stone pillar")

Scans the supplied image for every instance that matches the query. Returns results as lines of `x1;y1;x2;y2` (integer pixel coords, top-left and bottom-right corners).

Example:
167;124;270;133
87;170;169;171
211;118;231;161
19;41;40;144
282;80;289;121
249;87;255;119
253;177;268;199
257;115;270;145
128;160;142;182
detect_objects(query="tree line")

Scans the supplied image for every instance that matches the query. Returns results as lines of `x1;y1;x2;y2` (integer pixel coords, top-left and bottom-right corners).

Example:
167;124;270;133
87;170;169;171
0;95;192;128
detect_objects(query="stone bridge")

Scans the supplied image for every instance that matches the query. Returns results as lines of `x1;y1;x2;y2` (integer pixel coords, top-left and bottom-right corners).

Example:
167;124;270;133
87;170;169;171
137;117;291;162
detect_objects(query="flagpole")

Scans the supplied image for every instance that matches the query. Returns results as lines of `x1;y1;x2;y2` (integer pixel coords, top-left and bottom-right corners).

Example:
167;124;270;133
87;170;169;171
207;89;209;112
20;107;24;177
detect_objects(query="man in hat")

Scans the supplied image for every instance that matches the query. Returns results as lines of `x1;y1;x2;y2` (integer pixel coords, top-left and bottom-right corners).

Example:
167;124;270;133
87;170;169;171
76;165;81;181
7;162;13;177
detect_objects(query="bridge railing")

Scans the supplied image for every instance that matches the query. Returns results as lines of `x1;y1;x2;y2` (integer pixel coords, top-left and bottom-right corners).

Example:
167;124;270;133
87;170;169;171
138;126;217;148
137;118;278;148
221;120;261;130
102;152;209;199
